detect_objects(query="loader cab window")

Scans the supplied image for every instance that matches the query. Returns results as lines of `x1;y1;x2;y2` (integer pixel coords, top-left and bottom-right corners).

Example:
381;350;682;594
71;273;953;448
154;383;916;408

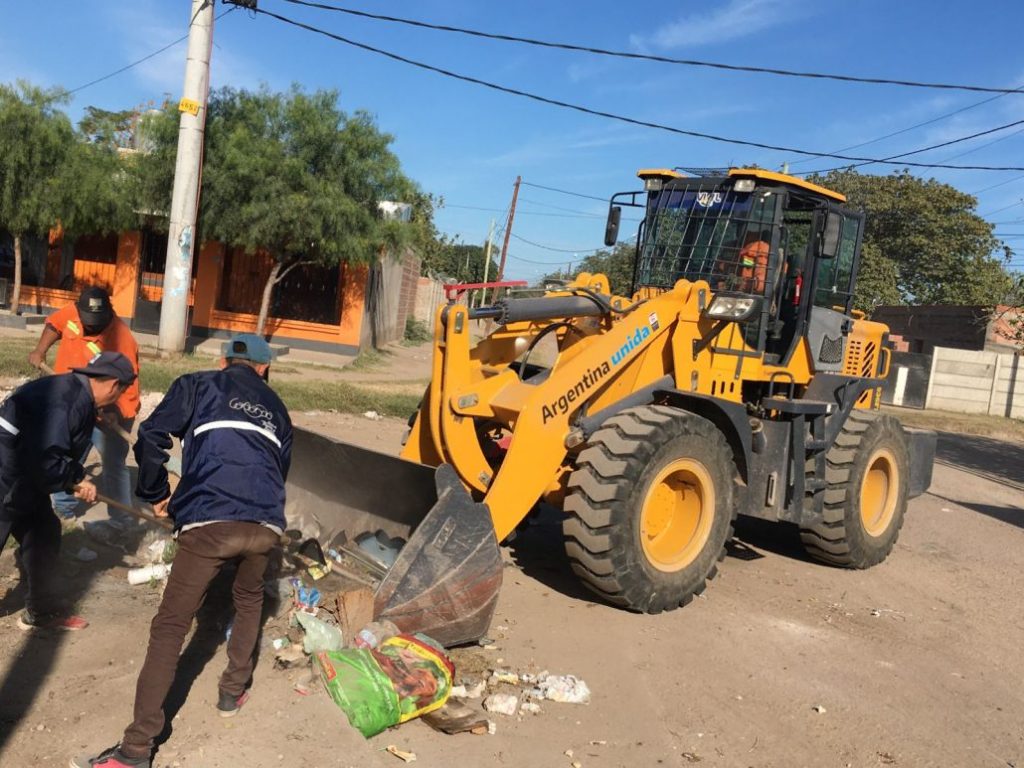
813;214;860;313
635;181;780;295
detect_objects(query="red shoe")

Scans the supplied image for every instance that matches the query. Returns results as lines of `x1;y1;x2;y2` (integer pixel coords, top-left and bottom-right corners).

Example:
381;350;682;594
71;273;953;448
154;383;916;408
69;745;150;767
18;612;89;631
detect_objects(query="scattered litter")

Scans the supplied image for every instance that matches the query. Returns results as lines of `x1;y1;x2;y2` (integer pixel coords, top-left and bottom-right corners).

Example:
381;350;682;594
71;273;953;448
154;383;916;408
487;721;497;735
531;674;591;704
490;670;519;685
477;637;495;647
422;699;490;735
941;507;951;512
273;643;307;669
127;563;171;586
564;749;574;758
812;705;827;714
145;538;176;564
363;410;384;421
571;762;582;768
75;547;97;562
296;611;343;653
384;745;417;763
483;693;519;716
870;609;882;617
291;580;321;613
520;701;541;714
354;531;404;569
271;637;289;651
681;752;702;763
354;620;399;650
589;740;607;746
317;633;453;738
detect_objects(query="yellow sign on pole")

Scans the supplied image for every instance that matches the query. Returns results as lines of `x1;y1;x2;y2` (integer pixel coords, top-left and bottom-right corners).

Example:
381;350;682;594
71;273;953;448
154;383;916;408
178;97;201;116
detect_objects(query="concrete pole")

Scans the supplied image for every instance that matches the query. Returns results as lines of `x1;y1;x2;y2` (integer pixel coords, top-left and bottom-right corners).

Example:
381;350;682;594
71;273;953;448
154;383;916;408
158;0;215;353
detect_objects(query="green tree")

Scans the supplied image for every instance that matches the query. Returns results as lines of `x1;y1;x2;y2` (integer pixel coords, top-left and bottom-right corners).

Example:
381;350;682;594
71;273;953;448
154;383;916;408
543;242;637;296
199;85;417;332
0;82;73;313
423;240;497;283
808;169;1013;311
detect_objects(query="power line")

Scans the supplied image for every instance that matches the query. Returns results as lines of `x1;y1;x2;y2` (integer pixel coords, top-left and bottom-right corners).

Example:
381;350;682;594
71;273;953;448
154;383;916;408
60;6;237;97
973;173;1024;195
446;202;632;221
252;7;1024;172
518;197;604;216
279;0;1024;97
511;232;602;253
520;181;609;202
981;200;1024;217
789;85;1024;170
797;118;1024;175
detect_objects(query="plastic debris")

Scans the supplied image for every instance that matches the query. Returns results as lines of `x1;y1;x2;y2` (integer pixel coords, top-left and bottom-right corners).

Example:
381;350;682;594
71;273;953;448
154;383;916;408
75;547;97;562
291;580;321;613
487;721;497;735
127;563;171;586
531;674;591;704
571;762;582;768
353;620;400;650
272;637;289;651
296;611;343;654
363;410;384;421
354;531;404;569
520;701;541;714
483;693;518;716
385;745;417;762
490;670;519;685
812;705;827;714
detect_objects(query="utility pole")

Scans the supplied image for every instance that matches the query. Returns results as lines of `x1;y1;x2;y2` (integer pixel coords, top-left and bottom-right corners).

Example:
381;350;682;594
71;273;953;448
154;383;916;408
158;0;215;354
492;175;521;303
480;218;495;306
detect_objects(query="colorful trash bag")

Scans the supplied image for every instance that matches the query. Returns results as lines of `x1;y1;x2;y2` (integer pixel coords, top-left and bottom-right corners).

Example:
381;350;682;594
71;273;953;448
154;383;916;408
315;633;454;738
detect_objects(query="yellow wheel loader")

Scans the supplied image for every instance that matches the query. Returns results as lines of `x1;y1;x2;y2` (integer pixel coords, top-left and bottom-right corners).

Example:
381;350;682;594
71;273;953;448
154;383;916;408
286;167;936;644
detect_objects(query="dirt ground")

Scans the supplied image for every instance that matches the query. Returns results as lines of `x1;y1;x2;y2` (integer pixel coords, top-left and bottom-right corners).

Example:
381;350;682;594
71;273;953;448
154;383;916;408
1;399;1023;766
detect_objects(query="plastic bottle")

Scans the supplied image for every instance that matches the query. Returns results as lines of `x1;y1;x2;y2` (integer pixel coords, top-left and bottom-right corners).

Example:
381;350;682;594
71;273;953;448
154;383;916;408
353;620;400;650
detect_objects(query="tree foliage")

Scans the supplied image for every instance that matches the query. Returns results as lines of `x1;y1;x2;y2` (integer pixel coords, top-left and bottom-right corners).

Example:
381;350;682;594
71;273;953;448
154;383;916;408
0;81;73;312
422;240;498;282
808;169;1013;311
544;242;637;296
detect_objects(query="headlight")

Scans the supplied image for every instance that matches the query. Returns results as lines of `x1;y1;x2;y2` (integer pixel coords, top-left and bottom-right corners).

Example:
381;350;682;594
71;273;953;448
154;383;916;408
705;295;760;322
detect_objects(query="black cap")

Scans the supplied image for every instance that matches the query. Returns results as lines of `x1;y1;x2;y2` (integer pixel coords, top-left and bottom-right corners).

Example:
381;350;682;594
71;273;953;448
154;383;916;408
76;287;114;328
71;351;137;386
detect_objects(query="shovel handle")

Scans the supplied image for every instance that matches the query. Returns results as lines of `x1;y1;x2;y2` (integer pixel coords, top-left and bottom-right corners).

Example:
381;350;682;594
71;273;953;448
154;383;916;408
95;492;173;531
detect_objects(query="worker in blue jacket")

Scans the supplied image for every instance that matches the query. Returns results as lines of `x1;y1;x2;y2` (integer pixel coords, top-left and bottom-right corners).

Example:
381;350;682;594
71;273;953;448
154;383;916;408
0;352;137;631
77;334;292;768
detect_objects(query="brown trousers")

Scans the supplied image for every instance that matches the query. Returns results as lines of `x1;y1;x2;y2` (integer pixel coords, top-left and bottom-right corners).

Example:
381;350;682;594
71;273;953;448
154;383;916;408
121;522;280;759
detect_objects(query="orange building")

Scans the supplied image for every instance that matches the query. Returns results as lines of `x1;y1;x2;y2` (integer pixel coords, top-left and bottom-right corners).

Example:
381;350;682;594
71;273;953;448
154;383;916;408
0;227;421;355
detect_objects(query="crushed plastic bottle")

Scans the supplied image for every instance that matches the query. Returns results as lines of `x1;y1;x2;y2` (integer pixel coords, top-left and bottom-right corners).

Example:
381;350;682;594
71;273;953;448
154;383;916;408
353;619;400;650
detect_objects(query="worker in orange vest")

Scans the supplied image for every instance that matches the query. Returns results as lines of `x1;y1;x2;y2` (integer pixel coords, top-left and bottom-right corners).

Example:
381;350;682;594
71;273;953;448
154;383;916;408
737;232;770;294
27;287;141;526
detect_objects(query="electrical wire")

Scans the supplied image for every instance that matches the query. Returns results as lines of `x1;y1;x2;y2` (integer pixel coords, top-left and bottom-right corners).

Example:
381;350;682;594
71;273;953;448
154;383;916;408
518;197;605;216
511;232;602;253
973;173;1024;195
277;0;1024;96
60;6;237;97
520;181;609;202
252;7;1024;172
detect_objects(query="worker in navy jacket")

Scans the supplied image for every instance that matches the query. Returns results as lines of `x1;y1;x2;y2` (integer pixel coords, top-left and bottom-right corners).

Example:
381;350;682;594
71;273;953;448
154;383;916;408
0;352;137;631
77;335;292;768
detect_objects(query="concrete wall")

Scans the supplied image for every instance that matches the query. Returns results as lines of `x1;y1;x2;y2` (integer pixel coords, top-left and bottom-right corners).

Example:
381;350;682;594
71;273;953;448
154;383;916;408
925;346;1024;419
365;249;421;348
413;274;447;333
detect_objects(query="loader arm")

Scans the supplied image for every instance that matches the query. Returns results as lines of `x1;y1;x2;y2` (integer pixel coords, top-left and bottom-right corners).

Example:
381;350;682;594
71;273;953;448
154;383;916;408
405;278;699;542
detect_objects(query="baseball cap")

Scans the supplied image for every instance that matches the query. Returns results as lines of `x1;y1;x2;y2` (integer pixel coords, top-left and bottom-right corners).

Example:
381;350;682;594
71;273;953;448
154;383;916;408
223;334;273;364
71;351;137;386
76;287;114;328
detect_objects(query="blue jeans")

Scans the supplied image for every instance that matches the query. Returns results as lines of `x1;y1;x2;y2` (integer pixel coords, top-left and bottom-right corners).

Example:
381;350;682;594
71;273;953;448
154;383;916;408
52;418;135;524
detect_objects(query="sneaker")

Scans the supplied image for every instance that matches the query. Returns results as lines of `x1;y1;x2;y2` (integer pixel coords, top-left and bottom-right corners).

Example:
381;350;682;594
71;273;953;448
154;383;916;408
69;744;150;768
217;689;250;718
18;611;89;631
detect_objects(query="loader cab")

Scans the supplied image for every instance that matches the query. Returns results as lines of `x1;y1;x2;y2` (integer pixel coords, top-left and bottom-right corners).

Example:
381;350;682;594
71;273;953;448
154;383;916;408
608;168;862;367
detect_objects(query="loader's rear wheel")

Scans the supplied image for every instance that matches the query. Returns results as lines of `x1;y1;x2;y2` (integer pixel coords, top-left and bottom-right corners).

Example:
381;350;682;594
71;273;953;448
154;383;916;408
800;412;909;568
563;406;735;613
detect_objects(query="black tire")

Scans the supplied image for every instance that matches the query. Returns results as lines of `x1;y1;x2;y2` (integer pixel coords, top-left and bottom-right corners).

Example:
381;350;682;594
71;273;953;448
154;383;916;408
563;405;736;613
800;411;909;568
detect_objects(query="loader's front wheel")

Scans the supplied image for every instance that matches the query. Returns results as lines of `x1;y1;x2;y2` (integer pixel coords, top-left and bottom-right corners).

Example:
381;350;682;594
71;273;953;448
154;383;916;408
563;405;735;613
799;411;909;568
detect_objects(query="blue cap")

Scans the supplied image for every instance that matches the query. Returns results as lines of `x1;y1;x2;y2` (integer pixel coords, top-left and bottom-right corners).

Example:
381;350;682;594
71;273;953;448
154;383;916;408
223;334;273;364
72;351;137;385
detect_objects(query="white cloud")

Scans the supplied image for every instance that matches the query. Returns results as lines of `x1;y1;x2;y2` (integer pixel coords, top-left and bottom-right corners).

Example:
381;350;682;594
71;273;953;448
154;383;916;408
630;0;805;51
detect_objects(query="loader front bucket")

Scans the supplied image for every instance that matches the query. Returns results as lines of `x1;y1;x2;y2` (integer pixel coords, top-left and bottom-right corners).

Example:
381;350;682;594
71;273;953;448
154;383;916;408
286;427;502;647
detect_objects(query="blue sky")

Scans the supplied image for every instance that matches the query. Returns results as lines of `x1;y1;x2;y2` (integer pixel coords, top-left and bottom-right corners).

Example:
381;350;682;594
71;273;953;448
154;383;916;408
3;0;1024;279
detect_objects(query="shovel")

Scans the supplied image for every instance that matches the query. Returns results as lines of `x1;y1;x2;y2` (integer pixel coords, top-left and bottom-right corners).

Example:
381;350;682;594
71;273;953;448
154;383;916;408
96;492;173;531
37;362;183;476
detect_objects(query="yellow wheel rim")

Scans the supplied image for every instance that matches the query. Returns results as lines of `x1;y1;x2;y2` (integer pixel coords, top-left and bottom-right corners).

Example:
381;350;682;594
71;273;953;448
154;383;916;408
859;448;899;537
639;458;715;572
